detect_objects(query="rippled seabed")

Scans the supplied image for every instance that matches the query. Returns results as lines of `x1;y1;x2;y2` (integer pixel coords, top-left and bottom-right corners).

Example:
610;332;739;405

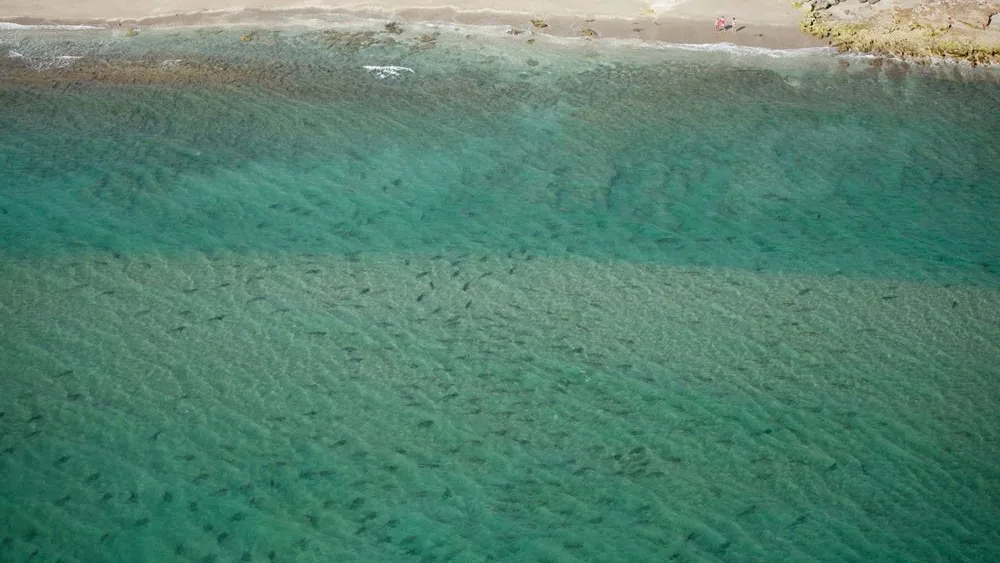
1;25;1000;562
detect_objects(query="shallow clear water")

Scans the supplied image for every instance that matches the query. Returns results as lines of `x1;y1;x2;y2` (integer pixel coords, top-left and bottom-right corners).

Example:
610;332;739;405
1;25;999;562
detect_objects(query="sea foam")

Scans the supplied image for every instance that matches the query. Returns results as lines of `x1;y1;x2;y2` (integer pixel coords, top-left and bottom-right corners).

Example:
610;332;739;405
363;65;415;79
0;22;101;31
655;41;835;58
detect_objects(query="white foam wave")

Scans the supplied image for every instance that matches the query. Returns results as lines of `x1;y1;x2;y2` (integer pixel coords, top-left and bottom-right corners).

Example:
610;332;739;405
649;0;687;12
0;22;101;31
656;41;835;58
535;32;837;61
363;65;414;79
5;48;85;69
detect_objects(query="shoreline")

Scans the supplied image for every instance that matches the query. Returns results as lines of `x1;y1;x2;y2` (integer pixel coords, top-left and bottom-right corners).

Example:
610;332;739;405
0;13;840;90
1;2;826;51
3;1;998;65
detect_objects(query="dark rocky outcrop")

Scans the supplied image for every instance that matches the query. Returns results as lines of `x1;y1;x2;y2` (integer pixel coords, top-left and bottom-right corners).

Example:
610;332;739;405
798;0;1000;64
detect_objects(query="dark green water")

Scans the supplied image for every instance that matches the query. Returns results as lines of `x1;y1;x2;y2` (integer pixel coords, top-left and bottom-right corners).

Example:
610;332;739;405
1;24;999;562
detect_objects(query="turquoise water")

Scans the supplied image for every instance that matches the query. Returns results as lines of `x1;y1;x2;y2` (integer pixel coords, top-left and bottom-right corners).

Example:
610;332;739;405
2;24;1000;562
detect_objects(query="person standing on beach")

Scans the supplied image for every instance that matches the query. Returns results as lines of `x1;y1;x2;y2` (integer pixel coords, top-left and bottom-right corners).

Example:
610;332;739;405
729;17;737;31
716;16;727;32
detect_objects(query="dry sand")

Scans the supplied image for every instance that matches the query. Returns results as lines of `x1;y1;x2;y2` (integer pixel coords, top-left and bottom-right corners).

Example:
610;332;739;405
1;0;827;49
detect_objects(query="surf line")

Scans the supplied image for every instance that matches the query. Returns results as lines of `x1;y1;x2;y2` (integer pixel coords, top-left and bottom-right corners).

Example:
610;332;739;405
363;65;414;79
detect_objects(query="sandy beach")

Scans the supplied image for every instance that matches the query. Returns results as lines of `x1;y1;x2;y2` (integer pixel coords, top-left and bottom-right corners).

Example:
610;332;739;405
1;0;828;49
